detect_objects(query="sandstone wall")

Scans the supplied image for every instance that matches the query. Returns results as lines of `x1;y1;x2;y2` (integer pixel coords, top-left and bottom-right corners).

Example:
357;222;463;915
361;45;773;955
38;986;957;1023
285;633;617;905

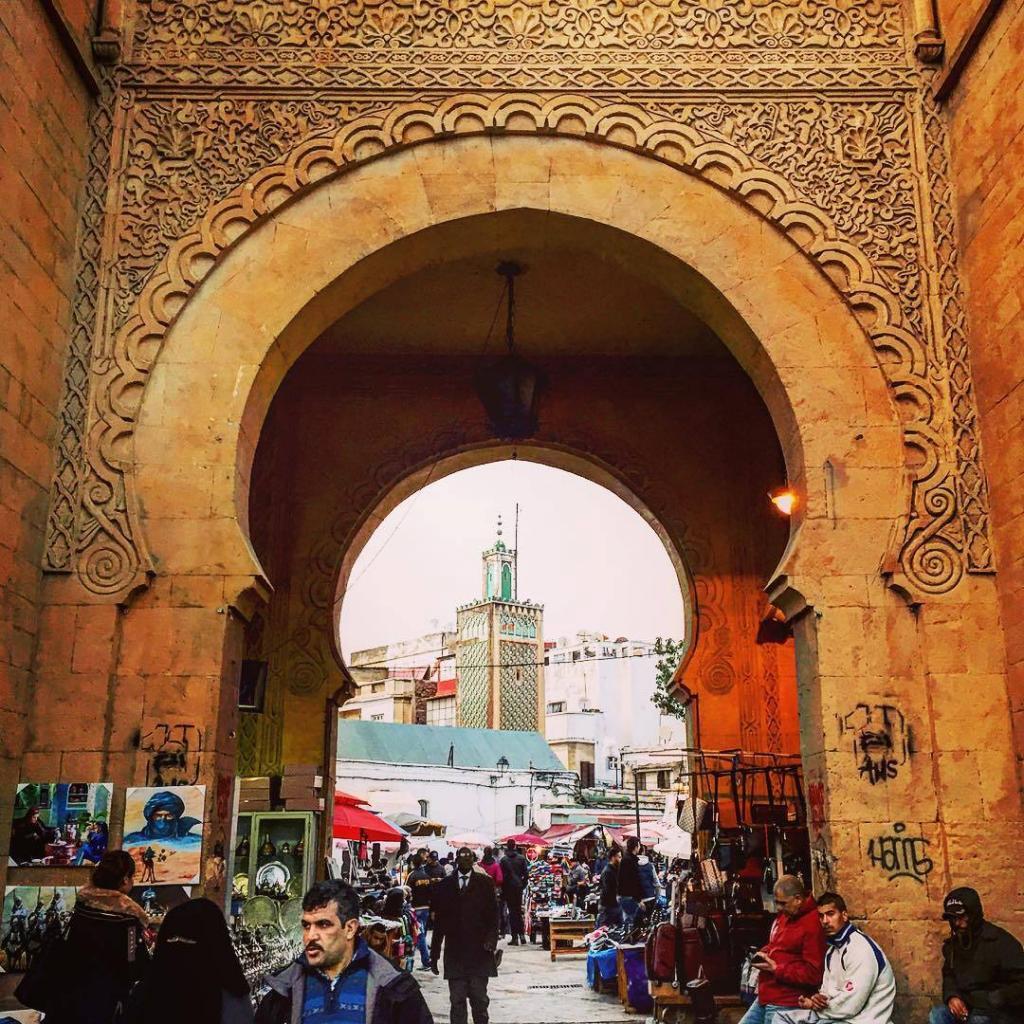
941;0;1024;776
0;2;99;812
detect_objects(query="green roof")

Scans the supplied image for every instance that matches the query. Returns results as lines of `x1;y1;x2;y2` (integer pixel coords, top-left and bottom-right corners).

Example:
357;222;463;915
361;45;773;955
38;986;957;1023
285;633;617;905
337;721;564;771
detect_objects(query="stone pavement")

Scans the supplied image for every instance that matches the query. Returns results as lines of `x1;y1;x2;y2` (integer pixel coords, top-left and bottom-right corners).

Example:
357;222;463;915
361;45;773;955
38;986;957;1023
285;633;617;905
417;937;638;1024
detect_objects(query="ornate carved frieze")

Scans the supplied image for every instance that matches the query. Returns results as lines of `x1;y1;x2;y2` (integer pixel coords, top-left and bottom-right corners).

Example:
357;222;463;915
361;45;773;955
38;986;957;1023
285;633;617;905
44;0;993;604
130;0;906;59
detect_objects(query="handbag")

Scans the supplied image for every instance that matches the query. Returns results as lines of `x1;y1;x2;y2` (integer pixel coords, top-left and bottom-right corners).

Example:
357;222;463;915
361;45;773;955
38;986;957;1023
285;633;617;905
686;964;717;1024
700;857;726;895
677;794;708;833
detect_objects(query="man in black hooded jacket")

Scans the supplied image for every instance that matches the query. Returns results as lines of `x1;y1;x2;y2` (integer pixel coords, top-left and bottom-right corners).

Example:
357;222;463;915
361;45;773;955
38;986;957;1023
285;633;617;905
929;886;1024;1024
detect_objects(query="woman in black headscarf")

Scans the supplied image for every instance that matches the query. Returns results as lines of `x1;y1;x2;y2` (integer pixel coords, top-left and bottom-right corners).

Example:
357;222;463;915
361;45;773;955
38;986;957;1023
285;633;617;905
125;898;253;1024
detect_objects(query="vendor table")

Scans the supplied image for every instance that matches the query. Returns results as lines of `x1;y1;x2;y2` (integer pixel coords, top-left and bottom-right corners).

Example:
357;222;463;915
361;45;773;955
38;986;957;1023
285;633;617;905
548;916;595;960
615;944;652;1014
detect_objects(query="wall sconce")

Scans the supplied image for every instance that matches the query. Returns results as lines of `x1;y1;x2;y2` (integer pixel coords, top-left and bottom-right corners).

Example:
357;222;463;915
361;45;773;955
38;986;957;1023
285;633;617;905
768;486;798;516
497;756;509;774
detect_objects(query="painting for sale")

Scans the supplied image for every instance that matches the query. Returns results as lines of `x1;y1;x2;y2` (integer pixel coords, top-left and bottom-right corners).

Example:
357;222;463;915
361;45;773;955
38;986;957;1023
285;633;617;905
8;783;112;867
123;786;205;885
1;886;77;972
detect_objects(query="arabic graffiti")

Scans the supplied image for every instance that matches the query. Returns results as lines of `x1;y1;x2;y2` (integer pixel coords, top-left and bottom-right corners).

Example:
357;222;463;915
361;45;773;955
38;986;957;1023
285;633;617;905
866;822;933;883
840;703;908;785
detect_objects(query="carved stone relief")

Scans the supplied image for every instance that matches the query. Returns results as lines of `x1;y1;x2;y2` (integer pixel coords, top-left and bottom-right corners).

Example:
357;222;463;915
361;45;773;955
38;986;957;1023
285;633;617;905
44;0;992;608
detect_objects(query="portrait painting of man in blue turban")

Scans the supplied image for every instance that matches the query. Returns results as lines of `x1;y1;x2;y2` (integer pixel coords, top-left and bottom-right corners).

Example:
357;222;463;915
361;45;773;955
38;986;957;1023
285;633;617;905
124;790;202;844
123;785;206;884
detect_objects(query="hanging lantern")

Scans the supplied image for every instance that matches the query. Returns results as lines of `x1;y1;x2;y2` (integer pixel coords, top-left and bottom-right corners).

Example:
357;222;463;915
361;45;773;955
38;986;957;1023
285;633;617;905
475;261;543;440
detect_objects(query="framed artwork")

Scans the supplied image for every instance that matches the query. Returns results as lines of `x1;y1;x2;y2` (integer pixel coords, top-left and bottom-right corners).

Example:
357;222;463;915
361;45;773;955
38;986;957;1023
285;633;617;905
123;786;205;885
1;886;77;972
8;783;112;867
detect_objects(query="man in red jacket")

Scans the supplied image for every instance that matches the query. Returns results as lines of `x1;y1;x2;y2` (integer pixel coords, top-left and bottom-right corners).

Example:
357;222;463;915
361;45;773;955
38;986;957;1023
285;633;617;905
739;874;826;1024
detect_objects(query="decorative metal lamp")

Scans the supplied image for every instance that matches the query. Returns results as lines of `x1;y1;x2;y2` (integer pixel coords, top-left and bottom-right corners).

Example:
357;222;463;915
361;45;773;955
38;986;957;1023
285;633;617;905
475;261;543;439
497;755;510;774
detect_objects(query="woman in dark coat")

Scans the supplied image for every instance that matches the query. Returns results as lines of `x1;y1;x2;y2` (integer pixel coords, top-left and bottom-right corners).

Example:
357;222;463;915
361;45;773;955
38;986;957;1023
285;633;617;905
126;898;253;1024
23;850;154;1024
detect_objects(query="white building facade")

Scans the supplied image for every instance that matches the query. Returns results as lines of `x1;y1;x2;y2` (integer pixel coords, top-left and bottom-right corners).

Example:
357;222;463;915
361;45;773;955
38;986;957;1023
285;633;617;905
544;632;686;788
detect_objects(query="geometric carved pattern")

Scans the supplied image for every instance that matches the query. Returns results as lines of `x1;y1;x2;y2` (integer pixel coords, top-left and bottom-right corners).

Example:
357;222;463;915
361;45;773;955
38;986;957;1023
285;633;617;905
457;634;490;729
499;639;539;732
44;0;993;607
43;72;117;572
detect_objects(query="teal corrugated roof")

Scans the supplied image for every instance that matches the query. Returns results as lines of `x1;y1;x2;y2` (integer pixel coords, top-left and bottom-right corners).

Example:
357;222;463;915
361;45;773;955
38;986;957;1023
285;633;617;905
337;721;564;771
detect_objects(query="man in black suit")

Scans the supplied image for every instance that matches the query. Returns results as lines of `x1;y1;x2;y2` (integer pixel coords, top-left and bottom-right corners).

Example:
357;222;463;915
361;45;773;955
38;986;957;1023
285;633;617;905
430;847;499;1024
498;840;529;944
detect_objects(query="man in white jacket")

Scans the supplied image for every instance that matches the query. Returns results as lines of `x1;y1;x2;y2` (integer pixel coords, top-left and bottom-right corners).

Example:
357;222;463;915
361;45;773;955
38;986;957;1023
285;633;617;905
792;892;896;1024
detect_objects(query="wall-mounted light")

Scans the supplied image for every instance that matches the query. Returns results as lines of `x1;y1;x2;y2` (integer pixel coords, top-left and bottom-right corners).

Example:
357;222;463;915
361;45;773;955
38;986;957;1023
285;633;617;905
497;755;509;774
769;486;798;516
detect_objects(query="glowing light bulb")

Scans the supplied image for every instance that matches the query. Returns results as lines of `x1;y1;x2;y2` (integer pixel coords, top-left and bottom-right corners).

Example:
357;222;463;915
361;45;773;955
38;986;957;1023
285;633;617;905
769;487;798;516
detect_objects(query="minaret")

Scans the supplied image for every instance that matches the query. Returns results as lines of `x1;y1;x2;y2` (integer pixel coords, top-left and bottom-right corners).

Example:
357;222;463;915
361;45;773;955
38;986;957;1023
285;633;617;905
481;515;516;601
454;516;545;734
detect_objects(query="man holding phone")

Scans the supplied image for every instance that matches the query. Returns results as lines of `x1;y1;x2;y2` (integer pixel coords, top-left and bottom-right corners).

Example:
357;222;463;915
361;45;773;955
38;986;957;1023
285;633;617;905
739;874;826;1024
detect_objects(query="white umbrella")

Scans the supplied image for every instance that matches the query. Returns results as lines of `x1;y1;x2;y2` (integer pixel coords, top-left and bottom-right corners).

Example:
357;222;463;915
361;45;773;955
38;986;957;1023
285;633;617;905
654;829;692;858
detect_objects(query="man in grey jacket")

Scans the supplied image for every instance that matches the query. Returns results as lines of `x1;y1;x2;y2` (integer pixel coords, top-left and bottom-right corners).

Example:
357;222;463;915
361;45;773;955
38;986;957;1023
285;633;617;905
255;879;433;1024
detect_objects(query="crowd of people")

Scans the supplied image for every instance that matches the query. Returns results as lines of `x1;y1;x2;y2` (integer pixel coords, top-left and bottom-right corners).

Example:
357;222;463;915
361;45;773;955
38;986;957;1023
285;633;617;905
739;875;1024;1024
10;840;1024;1024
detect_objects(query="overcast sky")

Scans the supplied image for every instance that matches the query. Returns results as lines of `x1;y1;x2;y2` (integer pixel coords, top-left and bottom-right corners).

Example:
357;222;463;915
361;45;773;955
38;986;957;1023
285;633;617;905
339;460;686;659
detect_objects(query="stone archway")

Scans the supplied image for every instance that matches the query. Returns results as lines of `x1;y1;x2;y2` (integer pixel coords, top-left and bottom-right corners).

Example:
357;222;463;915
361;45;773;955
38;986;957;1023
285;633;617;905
37;131;1019;1015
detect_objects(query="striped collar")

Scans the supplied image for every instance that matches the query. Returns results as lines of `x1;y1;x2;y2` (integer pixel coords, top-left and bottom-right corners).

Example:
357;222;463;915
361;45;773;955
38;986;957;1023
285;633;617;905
828;922;856;948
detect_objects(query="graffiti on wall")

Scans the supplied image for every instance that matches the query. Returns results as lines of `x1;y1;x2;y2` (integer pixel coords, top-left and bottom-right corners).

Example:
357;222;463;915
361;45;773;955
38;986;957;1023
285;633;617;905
866;822;933;883
141;723;203;787
840;703;908;785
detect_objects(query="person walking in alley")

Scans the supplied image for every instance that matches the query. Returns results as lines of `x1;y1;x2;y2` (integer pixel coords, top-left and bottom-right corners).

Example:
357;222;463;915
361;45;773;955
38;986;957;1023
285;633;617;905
499;840;528;945
255;879;433;1024
598;848;622;927
407;857;434;971
793;891;895;1024
479;847;503;889
617;837;643;933
739;874;826;1024
929;887;1024;1024
430;847;499;1024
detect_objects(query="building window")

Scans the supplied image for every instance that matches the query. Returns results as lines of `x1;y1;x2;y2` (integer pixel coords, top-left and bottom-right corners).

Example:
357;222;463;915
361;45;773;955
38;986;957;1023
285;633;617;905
636;771;647;791
546;701;566;714
606;756;617;771
515;804;526;827
418;799;430;818
581;760;595;788
657;770;671;789
370;713;384;721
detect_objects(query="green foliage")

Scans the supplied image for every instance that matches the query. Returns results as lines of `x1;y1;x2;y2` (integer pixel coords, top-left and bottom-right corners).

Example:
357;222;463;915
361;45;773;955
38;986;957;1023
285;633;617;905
652;637;688;720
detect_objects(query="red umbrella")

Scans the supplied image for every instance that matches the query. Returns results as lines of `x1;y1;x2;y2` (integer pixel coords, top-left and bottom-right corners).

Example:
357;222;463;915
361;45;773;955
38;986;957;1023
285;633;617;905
334;789;370;806
499;832;548;846
332;801;407;842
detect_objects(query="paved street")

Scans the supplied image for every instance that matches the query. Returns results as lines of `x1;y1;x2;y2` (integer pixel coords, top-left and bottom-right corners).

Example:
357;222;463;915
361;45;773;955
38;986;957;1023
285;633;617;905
418;937;638;1024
